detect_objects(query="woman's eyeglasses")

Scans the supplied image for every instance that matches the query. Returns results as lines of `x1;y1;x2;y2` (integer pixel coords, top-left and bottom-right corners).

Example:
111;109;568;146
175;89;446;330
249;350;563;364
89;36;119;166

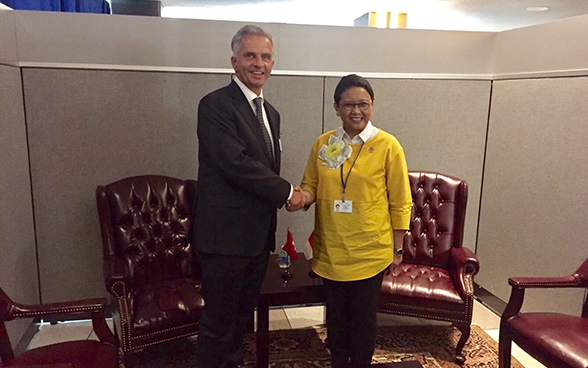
340;102;371;111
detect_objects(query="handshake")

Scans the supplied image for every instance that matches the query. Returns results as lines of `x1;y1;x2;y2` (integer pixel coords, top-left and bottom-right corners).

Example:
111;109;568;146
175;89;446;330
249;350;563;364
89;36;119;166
286;186;311;212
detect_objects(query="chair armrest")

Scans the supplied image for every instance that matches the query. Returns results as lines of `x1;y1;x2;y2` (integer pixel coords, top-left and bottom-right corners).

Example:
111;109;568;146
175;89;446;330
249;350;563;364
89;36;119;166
10;298;108;320
502;274;582;322
12;298;117;346
509;275;580;288
449;247;480;298
104;255;133;297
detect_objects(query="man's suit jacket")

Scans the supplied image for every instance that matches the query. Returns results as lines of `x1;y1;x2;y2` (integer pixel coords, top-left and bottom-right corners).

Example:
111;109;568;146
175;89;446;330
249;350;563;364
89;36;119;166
193;80;291;256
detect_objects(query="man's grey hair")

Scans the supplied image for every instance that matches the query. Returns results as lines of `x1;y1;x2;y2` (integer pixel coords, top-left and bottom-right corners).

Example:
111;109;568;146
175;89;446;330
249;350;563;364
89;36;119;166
231;25;274;54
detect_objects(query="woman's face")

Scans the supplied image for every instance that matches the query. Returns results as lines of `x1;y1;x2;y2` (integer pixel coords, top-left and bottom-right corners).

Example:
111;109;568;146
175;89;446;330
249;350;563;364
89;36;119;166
334;86;373;138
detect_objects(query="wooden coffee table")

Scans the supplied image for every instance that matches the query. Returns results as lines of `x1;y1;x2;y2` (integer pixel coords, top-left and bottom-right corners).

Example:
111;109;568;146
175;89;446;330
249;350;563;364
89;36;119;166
256;253;325;368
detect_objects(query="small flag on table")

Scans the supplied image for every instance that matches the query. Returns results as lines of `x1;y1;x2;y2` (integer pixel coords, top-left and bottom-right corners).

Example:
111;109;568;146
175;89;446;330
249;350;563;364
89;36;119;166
282;229;298;260
303;231;314;260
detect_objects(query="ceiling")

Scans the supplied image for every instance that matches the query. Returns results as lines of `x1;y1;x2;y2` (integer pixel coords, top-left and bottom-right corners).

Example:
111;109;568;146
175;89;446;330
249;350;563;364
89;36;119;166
160;0;588;32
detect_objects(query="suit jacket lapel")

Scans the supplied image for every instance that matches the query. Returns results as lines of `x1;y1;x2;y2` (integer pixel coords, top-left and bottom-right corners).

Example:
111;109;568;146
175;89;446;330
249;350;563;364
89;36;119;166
228;81;274;164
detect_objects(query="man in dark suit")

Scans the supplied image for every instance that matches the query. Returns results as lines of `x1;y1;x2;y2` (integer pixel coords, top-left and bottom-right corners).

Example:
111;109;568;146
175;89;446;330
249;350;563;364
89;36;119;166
193;25;305;368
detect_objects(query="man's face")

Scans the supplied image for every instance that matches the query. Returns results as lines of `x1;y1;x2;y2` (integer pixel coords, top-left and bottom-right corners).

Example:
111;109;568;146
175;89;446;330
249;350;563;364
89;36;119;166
231;35;274;95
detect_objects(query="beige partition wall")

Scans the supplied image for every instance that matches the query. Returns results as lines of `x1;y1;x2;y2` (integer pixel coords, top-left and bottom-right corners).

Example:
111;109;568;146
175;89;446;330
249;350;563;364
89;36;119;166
476;76;588;315
0;9;18;65
264;76;325;248
14;11;277;71
21;68;228;302
324;77;492;252
276;24;494;75
493;14;588;78
0;63;38;345
21;69;327;303
474;14;588;314
12;11;494;77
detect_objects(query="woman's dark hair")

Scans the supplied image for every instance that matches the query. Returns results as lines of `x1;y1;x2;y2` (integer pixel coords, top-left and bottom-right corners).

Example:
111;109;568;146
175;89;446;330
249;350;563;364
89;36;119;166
333;74;375;105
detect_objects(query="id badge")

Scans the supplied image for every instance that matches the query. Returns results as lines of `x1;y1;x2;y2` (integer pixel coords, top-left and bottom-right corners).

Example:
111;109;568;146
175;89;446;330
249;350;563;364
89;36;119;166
334;200;352;213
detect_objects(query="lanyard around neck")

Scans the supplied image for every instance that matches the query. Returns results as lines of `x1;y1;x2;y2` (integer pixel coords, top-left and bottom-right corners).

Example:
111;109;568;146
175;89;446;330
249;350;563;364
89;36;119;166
340;141;365;202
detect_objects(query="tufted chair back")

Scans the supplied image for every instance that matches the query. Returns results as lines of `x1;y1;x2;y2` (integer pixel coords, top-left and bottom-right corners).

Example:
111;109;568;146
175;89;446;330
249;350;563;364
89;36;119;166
96;175;202;364
403;172;468;269
97;175;198;287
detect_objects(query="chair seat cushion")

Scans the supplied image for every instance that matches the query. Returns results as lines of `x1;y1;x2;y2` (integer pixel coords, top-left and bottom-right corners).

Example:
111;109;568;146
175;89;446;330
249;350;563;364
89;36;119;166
381;263;463;304
2;341;116;368
132;277;204;335
508;313;588;368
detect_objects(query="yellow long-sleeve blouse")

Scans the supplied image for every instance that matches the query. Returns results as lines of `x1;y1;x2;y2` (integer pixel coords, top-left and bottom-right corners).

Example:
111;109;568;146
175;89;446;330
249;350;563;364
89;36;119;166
301;129;412;282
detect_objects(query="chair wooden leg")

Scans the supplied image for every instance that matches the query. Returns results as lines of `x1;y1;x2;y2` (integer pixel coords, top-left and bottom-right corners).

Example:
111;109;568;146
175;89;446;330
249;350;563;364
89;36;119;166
454;323;470;365
246;311;255;333
498;325;512;368
121;349;141;368
116;347;126;368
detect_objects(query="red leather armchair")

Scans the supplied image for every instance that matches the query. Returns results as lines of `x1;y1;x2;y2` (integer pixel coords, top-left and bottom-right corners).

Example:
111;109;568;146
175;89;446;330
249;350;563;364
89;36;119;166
0;287;117;368
96;175;203;364
379;171;479;364
499;258;588;368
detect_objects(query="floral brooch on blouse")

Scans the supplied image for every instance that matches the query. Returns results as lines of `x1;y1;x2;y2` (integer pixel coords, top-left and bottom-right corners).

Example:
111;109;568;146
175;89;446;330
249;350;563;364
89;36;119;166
318;135;352;170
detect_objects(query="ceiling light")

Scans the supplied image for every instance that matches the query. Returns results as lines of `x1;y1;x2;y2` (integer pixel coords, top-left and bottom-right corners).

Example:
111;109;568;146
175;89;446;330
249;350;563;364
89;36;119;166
526;6;549;12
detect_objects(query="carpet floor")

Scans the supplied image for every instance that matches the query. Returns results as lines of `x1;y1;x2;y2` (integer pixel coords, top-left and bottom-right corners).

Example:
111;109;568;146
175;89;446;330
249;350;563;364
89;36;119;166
134;324;525;368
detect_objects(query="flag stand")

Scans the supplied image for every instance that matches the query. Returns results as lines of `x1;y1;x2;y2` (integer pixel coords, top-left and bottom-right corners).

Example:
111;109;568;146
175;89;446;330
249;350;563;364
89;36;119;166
281;268;293;280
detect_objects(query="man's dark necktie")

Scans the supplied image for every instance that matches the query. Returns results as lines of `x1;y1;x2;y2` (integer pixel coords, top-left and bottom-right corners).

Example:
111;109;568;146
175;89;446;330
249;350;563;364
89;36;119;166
253;97;275;164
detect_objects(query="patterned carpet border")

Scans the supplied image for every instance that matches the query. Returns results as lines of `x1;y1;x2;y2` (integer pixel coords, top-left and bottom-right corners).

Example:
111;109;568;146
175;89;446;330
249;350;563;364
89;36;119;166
134;324;525;368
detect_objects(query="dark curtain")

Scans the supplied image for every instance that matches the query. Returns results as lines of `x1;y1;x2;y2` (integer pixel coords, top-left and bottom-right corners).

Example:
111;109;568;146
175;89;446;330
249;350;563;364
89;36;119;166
1;0;110;13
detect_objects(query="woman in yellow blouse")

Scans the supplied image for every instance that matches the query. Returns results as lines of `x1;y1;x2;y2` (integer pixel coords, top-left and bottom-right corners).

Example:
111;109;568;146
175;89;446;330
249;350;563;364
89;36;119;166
300;75;412;368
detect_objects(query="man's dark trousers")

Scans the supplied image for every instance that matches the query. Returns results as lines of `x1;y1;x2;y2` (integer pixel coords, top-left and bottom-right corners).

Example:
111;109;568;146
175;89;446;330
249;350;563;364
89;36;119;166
197;235;273;368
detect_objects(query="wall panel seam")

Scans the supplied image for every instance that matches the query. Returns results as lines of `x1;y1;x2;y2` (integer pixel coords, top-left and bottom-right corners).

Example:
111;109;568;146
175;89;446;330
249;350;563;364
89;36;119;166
474;80;493;255
19;63;588;81
19;68;42;304
493;69;588;80
17;62;494;80
0;59;19;67
321;77;325;134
